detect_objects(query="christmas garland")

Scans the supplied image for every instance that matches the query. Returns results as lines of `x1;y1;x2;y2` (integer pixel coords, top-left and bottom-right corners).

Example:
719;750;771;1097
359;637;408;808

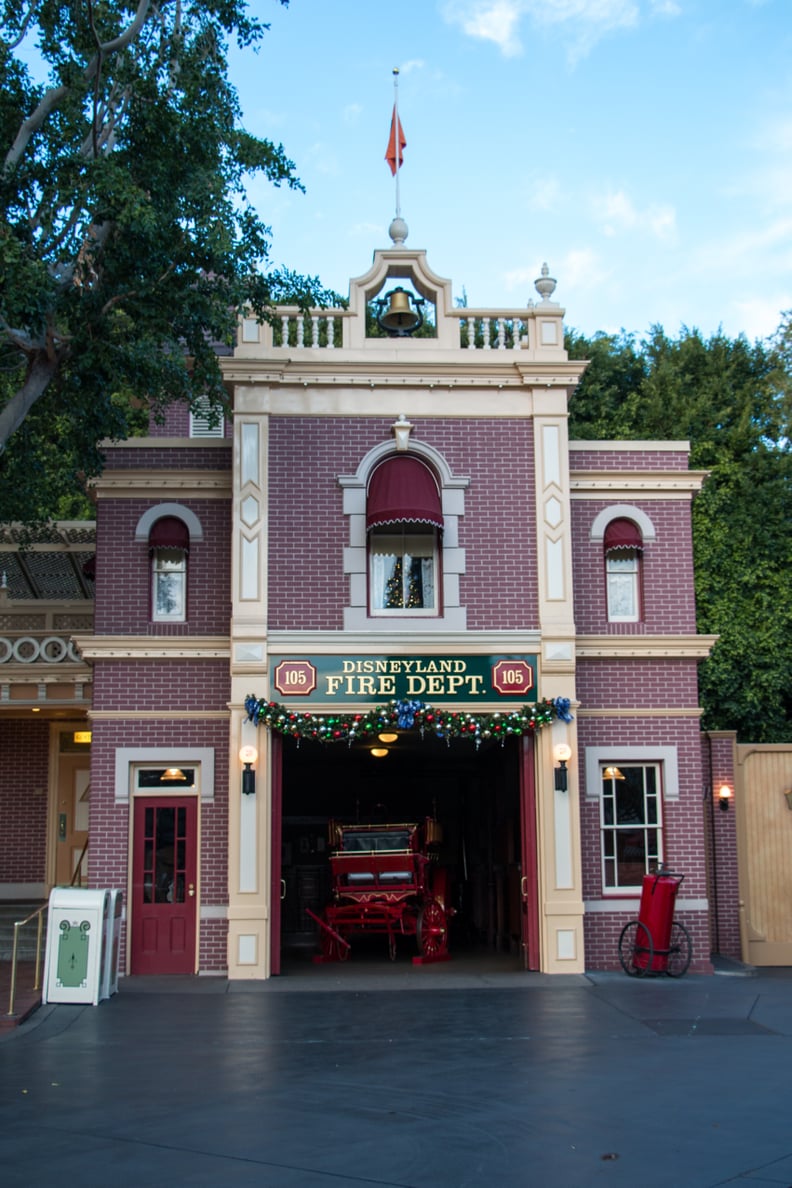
245;694;573;747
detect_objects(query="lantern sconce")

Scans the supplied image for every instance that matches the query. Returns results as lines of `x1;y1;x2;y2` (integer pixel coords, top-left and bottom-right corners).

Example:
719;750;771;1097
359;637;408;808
553;743;572;792
718;783;733;812
240;744;258;795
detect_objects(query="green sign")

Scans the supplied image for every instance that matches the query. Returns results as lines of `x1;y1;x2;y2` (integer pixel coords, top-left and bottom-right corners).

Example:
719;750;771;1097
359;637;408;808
269;654;537;704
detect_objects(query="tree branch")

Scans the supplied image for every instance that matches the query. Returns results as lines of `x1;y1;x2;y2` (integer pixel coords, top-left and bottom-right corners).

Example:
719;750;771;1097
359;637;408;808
0;352;62;453
3;0;152;175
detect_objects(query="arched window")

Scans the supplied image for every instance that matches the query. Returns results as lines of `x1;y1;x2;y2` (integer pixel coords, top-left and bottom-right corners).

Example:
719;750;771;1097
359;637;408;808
604;518;643;622
149;516;189;622
366;457;443;616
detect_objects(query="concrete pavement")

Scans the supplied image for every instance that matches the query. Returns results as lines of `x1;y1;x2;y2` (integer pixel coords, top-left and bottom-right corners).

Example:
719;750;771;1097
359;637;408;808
2;958;792;1187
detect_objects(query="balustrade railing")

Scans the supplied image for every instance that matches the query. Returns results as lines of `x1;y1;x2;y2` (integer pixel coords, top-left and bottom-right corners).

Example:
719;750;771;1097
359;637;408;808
252;308;542;352
0;633;82;664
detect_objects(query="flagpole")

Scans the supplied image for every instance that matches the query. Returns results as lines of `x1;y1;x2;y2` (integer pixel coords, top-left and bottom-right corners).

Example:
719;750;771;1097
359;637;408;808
392;67;401;218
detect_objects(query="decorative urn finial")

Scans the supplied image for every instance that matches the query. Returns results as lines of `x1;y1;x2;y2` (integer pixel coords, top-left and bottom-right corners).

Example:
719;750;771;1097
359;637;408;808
534;262;557;303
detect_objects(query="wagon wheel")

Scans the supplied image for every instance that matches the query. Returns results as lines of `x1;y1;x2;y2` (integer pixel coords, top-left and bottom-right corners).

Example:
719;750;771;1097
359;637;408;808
417;899;448;959
665;921;692;978
618;920;654;978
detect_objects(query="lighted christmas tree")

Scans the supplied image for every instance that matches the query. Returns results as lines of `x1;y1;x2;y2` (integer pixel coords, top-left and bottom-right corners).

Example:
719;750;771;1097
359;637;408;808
384;558;403;608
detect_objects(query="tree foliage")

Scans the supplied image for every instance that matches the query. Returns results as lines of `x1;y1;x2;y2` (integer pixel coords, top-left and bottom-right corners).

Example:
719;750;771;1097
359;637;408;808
0;0;335;522
567;320;792;743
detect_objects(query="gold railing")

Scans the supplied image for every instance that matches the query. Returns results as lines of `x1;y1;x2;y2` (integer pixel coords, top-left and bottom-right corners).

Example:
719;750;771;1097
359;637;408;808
5;905;46;1018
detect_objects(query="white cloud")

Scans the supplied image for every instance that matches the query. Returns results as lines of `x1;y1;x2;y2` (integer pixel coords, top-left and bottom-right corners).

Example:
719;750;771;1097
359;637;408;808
400;59;426;74
442;0;680;63
304;142;340;177
444;1;525;57
502;247;604;299
524;173;563;211
342;104;362;125
732;295;791;341
591;188;677;240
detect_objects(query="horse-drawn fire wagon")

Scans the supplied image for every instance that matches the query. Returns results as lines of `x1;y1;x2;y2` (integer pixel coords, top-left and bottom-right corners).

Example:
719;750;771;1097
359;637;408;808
306;818;452;963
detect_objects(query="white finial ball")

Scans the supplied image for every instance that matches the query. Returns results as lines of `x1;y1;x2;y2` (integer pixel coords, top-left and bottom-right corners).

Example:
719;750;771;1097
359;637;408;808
389;216;408;247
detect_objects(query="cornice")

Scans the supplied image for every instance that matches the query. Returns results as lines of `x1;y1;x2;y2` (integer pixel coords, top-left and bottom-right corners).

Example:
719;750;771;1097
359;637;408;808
72;635;231;661
571;471;708;496
89;709;229;720
576;634;718;659
92;470;232;499
577;707;704;718
222;357;584;388
264;630;543;654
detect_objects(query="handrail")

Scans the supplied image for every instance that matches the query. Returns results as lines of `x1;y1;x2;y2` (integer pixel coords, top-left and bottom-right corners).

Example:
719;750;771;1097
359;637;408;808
6;904;47;1017
70;838;89;886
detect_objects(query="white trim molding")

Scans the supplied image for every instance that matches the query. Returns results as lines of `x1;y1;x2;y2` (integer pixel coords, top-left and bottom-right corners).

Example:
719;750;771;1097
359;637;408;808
584;744;680;802
113;746;215;804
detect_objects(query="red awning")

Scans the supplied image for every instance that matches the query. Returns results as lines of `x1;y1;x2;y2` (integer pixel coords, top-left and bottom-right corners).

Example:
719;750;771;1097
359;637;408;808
366;457;443;531
604;518;643;552
149;516;190;552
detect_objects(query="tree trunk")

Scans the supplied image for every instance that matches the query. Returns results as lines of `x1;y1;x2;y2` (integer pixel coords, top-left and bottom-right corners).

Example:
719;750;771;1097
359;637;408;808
0;355;60;453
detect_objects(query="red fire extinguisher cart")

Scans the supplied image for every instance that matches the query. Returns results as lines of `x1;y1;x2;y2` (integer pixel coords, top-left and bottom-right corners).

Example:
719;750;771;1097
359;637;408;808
618;864;692;977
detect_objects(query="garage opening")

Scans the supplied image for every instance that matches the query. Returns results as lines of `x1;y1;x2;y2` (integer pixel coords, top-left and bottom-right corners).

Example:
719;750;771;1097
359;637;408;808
277;733;533;972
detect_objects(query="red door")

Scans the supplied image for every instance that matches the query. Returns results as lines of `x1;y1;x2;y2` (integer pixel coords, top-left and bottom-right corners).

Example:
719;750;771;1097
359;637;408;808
519;735;540;970
131;797;198;975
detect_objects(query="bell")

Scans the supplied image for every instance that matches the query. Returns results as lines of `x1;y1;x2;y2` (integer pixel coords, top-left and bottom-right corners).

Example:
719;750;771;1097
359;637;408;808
378;287;419;333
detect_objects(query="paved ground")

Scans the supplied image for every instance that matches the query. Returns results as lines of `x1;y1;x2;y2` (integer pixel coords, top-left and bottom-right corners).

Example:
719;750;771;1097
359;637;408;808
2;956;792;1187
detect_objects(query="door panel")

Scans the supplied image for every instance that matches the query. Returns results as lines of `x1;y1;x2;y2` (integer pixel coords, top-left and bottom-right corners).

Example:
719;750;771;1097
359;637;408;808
131;796;197;974
55;756;91;886
519;735;540;970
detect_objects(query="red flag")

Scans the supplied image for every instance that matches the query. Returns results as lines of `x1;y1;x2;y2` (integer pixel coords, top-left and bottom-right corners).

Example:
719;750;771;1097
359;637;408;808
385;105;406;175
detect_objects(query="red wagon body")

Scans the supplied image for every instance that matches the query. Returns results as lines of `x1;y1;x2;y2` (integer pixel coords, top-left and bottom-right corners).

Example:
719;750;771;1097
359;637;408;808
308;819;452;963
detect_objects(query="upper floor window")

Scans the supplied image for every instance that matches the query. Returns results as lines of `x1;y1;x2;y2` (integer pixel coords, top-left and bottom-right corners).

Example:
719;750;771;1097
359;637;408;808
370;525;439;613
604;518;643;622
366;456;443;618
190;396;225;439
600;763;662;891
149;516;189;622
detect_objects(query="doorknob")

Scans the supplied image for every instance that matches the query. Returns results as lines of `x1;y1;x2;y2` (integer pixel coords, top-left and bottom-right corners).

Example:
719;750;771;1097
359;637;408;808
188;883;195;897
520;876;528;899
280;879;286;901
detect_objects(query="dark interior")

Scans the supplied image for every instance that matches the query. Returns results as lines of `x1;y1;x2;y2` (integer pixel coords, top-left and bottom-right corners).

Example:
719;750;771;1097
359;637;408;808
280;733;525;966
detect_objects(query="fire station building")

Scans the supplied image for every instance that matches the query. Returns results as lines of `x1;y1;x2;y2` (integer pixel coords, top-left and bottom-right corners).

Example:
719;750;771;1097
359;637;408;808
0;235;738;979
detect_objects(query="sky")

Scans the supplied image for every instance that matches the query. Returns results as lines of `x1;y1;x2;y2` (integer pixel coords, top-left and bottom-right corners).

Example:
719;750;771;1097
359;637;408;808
228;0;792;344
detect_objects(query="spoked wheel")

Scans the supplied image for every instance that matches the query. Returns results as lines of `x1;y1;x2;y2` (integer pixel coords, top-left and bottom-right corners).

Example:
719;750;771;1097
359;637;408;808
416;899;448;959
618;920;654;977
665;921;692;978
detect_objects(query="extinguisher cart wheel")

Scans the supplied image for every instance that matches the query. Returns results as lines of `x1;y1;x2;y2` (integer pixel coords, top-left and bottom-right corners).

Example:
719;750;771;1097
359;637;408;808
665;921;692;978
618;920;655;978
416;899;449;959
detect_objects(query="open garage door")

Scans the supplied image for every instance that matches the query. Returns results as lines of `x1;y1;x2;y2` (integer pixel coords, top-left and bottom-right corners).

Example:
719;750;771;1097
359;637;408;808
272;732;538;972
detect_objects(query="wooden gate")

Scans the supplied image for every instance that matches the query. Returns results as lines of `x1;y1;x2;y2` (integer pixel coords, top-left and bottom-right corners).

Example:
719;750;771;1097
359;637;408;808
736;745;792;965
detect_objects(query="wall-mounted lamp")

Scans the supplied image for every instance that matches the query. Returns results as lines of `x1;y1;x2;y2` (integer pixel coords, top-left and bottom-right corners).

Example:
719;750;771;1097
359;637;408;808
718;784;733;813
240;744;258;795
161;767;186;782
553;743;572;792
378;733;398;744
370;748;389;759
